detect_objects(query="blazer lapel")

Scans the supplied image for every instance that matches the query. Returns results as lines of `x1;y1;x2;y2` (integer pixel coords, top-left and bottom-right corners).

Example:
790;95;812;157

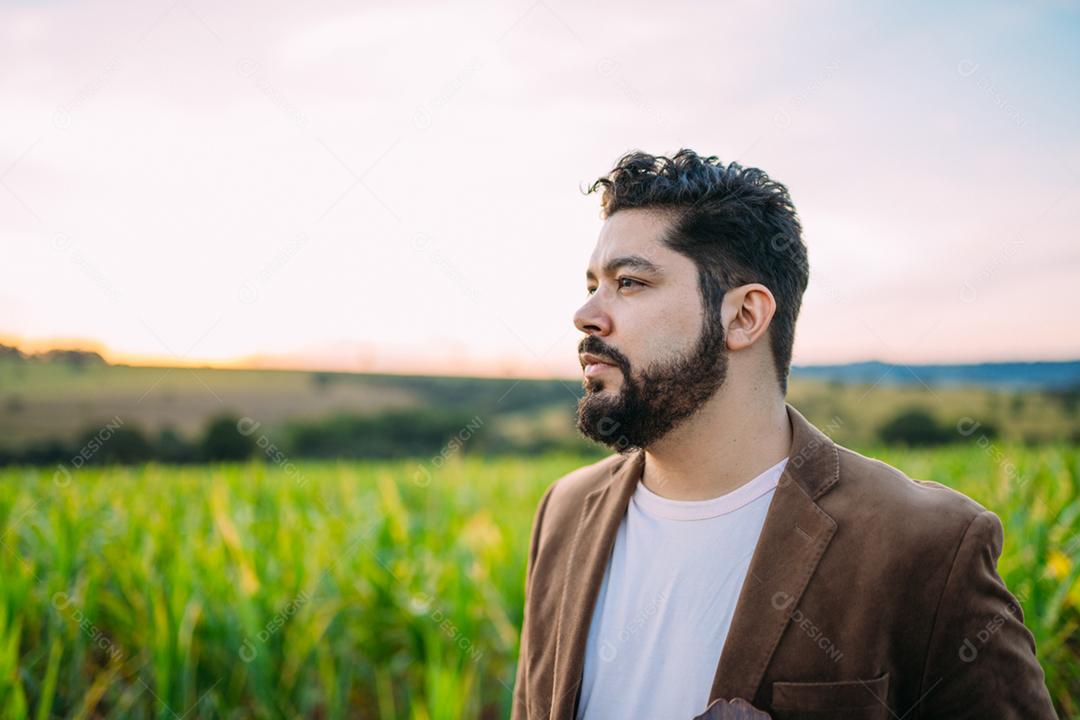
549;449;645;719
707;403;840;704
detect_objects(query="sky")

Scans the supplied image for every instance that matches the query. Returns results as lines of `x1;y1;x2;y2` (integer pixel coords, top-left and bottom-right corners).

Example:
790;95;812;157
2;0;1078;378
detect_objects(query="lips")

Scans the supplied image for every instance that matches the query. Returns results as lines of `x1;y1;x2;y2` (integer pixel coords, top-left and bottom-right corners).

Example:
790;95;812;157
584;363;615;378
580;353;617;378
580;352;615;369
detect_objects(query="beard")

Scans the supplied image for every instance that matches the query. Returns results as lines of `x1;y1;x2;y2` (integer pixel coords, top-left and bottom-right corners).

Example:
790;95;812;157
575;309;728;452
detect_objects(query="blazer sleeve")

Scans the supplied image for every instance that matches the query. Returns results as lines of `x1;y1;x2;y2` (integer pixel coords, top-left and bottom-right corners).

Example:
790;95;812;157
917;509;1057;719
511;482;557;720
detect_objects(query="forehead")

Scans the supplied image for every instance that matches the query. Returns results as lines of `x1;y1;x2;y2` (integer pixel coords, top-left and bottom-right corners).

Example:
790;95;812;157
587;207;693;277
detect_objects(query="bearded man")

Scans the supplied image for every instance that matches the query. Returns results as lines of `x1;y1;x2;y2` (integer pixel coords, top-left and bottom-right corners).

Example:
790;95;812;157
510;149;1056;720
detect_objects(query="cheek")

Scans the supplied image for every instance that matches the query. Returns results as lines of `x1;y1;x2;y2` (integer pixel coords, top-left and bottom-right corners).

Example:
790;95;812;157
621;293;702;364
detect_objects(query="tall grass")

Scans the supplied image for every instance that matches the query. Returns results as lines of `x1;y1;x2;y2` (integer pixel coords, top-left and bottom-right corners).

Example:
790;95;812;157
0;446;1077;718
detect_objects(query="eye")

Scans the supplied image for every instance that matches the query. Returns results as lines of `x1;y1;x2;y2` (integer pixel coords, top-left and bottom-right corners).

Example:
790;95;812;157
586;278;644;296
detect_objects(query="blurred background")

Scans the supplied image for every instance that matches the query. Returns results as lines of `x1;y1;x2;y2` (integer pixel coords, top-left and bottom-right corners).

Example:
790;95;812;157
2;0;1079;718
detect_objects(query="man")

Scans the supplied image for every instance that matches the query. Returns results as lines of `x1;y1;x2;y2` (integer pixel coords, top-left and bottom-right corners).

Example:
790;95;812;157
510;150;1057;719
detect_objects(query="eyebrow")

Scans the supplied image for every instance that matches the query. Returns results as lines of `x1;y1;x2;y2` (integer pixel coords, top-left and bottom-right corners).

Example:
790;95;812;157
585;255;664;282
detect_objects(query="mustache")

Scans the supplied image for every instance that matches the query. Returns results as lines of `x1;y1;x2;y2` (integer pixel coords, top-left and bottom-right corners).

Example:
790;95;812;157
578;336;630;372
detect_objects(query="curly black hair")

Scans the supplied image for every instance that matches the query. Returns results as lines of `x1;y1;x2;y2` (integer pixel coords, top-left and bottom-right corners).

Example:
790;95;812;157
587;149;809;395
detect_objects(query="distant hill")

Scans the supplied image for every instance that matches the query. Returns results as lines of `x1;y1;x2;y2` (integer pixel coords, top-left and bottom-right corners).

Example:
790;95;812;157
2;345;1079;458
792;360;1080;390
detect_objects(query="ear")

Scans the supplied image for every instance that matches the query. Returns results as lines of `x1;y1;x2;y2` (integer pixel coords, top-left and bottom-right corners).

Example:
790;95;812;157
721;283;776;352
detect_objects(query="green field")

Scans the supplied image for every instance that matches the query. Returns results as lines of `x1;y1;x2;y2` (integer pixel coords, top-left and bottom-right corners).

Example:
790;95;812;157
1;447;1079;719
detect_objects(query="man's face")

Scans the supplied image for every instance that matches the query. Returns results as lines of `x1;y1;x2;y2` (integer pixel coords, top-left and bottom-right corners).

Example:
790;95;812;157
573;208;729;451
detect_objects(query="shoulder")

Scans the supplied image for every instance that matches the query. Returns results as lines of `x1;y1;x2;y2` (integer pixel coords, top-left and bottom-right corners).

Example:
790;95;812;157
827;444;997;556
815;445;1016;648
520;452;635;585
531;452;632;533
543;451;632;507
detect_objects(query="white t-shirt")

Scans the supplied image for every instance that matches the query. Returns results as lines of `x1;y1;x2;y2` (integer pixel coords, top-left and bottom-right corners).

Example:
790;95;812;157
575;456;789;720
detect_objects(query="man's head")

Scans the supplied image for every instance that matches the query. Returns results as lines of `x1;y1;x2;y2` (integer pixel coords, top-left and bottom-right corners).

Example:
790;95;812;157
573;149;808;452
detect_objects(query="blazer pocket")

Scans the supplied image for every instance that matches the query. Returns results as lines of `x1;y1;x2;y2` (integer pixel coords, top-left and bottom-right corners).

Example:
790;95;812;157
770;672;890;719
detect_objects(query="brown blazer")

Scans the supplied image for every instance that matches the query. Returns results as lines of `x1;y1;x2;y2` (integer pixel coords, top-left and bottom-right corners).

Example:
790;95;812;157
511;403;1057;719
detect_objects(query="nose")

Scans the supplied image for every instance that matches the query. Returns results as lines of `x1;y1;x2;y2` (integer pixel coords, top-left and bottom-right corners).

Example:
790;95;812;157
574;294;612;336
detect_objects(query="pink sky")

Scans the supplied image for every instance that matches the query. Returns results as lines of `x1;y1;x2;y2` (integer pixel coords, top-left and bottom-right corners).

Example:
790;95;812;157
2;1;1078;378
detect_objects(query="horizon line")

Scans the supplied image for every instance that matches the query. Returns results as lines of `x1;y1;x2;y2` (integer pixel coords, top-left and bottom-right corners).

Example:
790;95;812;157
3;333;1079;381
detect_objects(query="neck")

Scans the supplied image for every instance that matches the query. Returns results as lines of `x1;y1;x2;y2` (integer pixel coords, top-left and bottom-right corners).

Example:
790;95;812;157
640;383;792;501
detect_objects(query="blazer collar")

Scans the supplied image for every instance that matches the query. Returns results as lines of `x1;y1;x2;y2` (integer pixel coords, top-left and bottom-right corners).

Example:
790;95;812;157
549;402;840;716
